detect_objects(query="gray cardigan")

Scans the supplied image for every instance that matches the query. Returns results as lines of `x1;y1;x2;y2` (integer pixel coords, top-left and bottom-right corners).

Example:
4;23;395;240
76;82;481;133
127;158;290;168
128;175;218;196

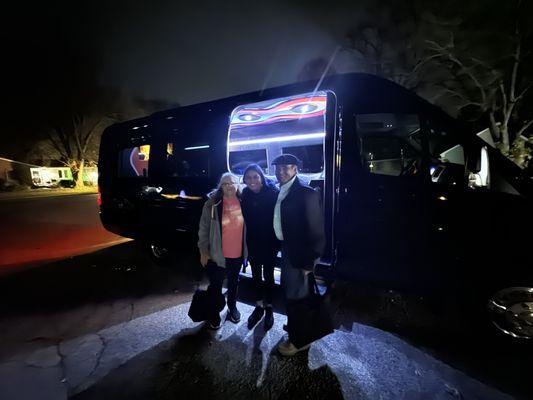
197;195;248;268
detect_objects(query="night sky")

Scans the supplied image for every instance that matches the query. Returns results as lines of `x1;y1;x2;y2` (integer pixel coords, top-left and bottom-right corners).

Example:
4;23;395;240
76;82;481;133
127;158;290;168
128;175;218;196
4;1;360;109
1;0;527;159
2;1;361;158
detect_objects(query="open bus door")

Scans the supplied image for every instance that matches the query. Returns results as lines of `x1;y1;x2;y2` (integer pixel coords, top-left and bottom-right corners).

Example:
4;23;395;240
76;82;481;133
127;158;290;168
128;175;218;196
226;90;339;272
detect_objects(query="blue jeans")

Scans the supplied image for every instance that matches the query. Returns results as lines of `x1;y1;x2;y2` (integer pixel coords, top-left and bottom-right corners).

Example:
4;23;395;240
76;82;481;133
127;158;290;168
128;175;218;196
280;243;310;301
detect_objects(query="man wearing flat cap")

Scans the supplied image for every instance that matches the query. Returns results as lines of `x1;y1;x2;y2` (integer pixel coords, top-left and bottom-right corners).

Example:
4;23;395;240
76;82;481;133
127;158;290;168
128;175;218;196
271;153;326;356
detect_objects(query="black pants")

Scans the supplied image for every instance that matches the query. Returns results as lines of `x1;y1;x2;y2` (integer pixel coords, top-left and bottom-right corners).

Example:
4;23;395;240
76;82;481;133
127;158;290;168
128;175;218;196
250;260;275;305
206;258;242;311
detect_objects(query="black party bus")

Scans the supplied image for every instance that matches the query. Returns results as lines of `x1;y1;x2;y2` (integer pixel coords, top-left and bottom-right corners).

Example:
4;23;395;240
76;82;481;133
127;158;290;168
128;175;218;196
98;73;532;339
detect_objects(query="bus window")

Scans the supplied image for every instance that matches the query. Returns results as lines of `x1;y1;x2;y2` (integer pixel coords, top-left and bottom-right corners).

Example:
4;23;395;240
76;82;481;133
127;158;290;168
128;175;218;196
118;145;150;178
356;114;422;177
164;142;209;177
427;125;466;187
281;144;323;173
228;149;267;175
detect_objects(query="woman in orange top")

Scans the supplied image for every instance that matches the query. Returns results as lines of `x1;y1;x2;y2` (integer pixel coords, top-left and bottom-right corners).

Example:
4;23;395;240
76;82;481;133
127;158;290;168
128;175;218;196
198;172;247;329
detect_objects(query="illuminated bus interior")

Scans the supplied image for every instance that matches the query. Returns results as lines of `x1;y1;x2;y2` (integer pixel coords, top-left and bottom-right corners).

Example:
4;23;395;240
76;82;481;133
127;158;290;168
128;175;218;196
227;91;328;182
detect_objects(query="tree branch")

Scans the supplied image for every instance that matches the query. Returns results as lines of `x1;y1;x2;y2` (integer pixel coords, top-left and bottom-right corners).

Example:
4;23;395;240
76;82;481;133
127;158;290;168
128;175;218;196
442;88;483;107
73;114;84;159
516;82;532;102
509;28;521;102
499;82;508;113
56;126;73;160
46;129;69;160
427;38;489;108
81;118;103;155
516;119;533;138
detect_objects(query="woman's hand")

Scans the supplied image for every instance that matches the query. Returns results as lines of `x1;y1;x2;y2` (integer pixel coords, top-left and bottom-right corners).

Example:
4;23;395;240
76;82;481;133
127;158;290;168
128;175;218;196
200;254;210;267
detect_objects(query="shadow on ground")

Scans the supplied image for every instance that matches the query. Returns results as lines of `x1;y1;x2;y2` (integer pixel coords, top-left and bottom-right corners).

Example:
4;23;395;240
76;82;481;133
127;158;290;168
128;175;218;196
73;322;345;400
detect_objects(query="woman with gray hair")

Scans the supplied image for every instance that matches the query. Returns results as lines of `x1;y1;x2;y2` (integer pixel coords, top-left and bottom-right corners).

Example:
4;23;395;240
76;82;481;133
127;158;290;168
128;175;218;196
198;172;248;329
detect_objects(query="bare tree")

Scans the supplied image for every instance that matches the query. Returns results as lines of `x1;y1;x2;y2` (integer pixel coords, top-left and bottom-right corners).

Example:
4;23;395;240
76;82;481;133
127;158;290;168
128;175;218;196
341;0;446;93
41;87;175;187
337;0;532;169
425;0;533;168
47;113;114;187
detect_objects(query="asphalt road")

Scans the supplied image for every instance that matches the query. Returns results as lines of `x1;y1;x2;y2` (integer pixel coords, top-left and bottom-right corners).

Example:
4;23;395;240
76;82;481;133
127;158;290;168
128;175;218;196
0;194;530;399
0;242;530;399
0;194;128;273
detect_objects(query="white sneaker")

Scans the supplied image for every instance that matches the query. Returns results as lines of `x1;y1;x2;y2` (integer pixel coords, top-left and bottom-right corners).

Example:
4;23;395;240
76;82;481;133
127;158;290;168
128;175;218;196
277;339;310;356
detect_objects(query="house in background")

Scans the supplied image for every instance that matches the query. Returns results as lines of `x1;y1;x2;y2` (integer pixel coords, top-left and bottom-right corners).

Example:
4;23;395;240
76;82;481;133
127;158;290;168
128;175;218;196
29;167;98;187
0;157;37;187
30;167;74;187
1;157;98;188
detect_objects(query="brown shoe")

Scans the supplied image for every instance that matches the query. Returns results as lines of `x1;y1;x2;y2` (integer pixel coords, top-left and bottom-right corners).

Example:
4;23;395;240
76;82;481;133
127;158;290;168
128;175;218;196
278;339;310;356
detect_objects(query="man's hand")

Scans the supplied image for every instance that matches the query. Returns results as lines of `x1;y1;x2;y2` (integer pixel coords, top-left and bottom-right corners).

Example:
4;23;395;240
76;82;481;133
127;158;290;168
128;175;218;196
200;254;210;267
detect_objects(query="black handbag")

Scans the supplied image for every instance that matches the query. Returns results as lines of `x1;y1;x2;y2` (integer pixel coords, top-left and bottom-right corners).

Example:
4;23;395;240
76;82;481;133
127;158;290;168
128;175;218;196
188;288;226;322
286;274;334;349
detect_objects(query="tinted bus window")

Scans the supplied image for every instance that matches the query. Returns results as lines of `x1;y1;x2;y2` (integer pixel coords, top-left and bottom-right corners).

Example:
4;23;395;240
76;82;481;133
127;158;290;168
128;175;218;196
357;114;422;177
228;149;267;175
118;145;150;177
164;142;209;177
427;124;466;187
282;144;323;173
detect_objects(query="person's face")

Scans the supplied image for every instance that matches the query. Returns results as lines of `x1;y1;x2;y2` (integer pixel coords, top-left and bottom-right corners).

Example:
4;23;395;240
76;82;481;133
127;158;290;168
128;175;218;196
244;170;263;193
221;176;239;197
275;164;297;185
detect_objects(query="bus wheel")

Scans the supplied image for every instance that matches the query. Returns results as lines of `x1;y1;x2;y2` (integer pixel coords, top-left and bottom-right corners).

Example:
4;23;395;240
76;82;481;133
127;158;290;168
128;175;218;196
487;287;533;339
148;241;174;267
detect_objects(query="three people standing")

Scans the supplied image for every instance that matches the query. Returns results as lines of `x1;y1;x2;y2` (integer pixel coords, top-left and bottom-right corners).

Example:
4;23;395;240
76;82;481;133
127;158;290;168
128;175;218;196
197;154;326;356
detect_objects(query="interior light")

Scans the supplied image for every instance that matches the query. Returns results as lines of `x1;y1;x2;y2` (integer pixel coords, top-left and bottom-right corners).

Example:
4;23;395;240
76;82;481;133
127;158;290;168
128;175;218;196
228;132;325;146
438;196;447;201
184;145;210;151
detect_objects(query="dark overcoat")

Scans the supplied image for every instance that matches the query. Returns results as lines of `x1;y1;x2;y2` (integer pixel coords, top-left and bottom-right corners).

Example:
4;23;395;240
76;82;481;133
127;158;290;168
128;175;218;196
280;177;325;270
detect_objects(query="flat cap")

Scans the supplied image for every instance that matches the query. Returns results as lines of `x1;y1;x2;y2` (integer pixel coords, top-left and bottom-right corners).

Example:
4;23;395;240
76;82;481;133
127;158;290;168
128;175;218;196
270;153;301;166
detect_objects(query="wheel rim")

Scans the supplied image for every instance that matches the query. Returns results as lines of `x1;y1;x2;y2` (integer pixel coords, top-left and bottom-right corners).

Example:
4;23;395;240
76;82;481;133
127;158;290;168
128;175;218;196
150;242;168;259
487;287;533;339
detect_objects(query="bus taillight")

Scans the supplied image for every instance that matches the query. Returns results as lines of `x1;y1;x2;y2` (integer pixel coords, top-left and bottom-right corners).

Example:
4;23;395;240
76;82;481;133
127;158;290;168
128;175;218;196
97;186;102;206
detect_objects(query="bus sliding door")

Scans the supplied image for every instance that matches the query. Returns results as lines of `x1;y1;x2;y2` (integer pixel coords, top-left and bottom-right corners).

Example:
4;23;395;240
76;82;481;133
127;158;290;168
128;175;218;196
337;113;431;289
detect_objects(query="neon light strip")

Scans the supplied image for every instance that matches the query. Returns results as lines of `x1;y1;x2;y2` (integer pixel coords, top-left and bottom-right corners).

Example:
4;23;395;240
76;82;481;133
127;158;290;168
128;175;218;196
184;145;210;151
228;132;325;147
